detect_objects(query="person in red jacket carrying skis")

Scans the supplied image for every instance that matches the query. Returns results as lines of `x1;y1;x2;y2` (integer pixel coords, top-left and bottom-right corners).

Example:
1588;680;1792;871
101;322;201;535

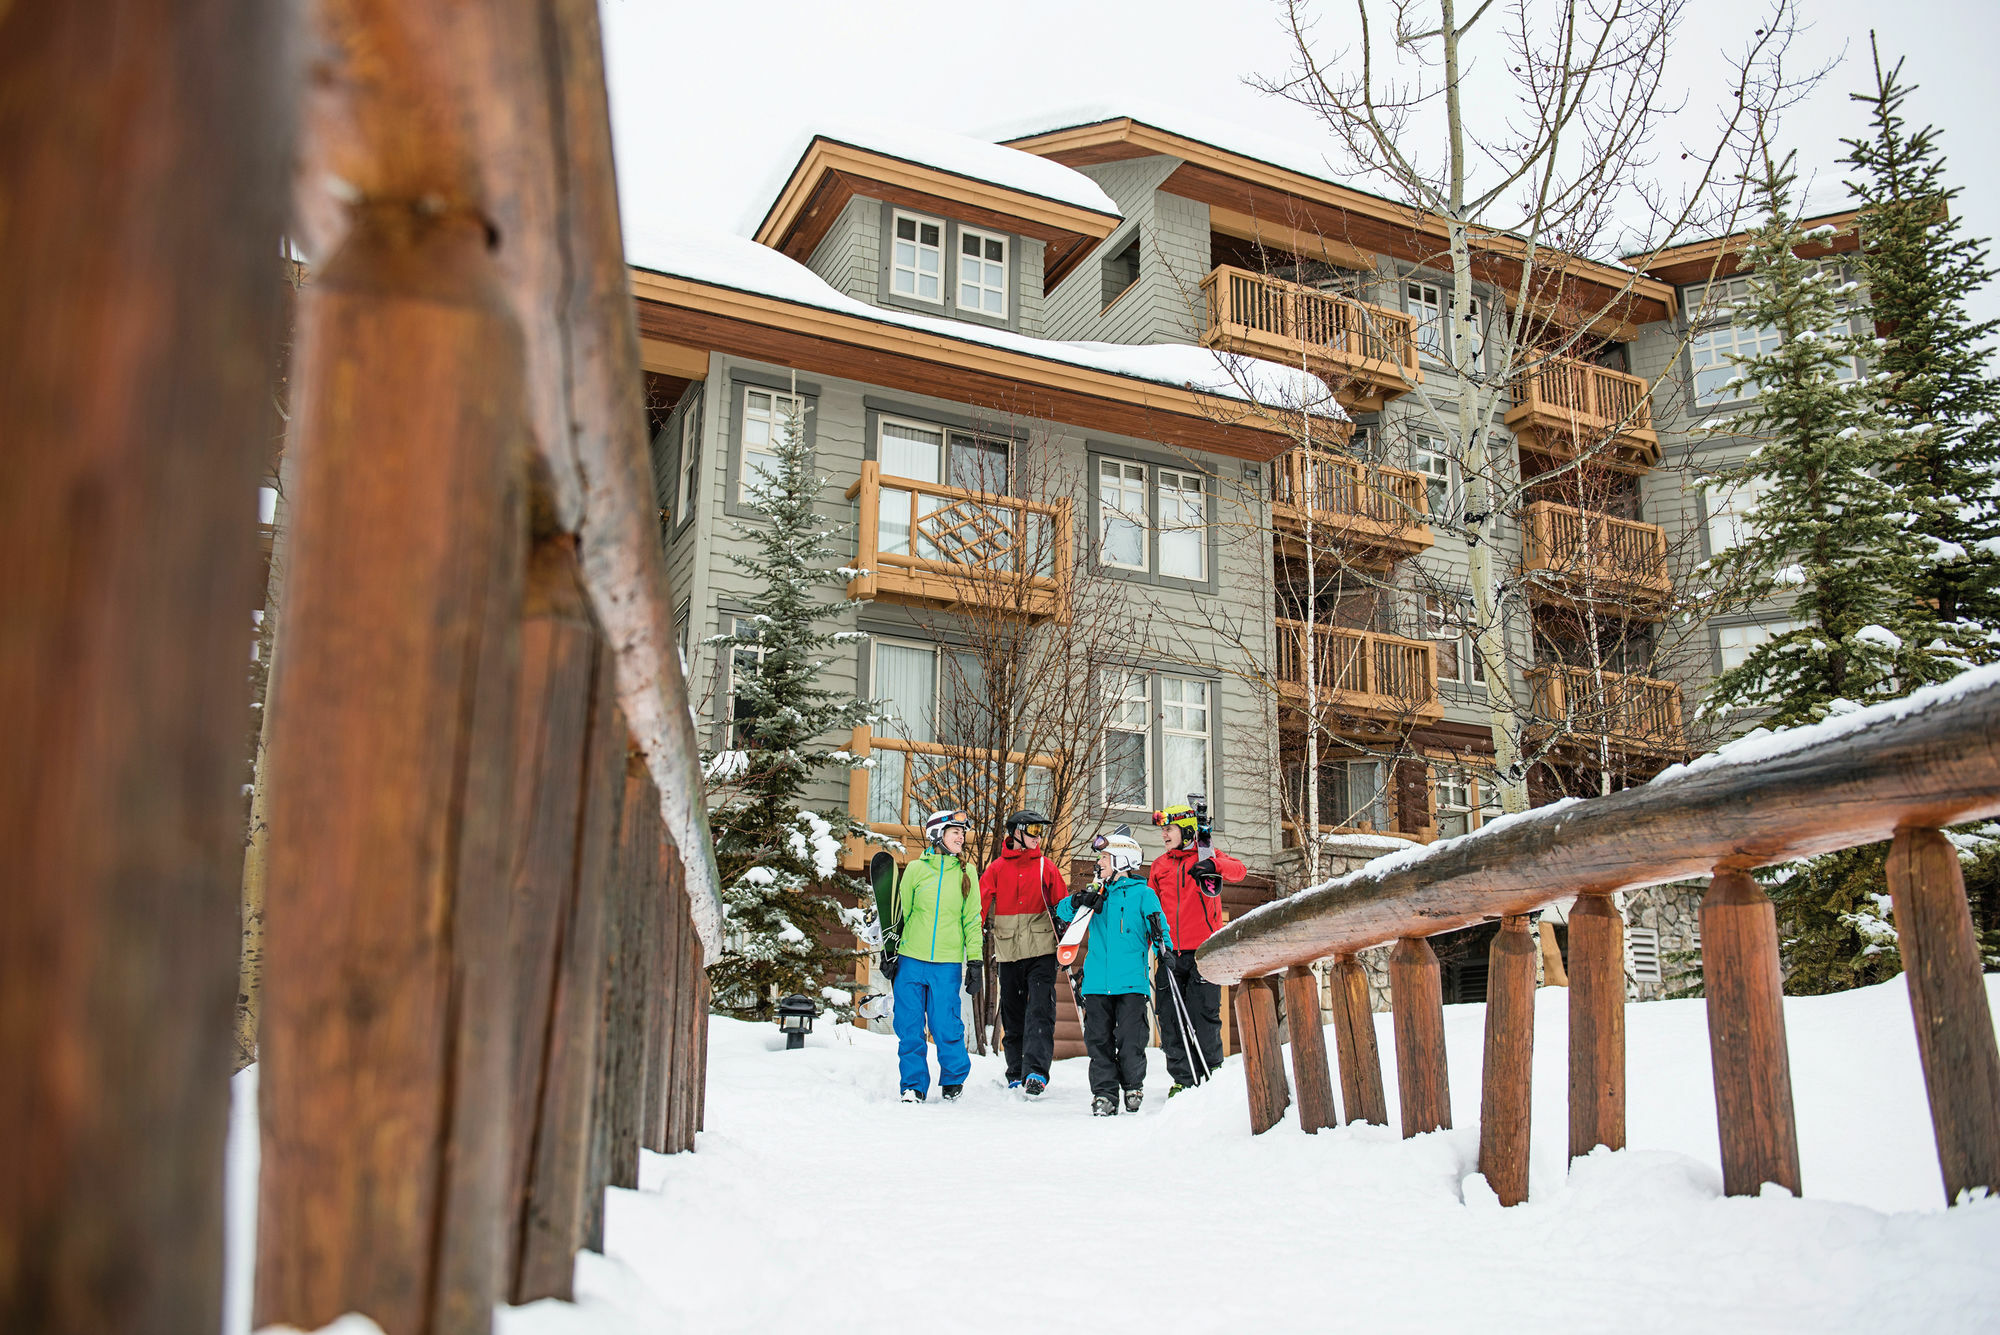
1148;797;1244;1095
979;809;1067;1097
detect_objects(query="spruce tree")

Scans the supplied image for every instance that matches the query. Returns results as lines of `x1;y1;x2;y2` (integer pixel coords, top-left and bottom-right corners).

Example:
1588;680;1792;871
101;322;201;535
1843;41;2000;666
702;395;873;1020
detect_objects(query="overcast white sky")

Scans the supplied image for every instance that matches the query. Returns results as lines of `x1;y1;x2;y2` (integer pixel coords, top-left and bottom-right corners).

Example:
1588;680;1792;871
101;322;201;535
602;0;2000;321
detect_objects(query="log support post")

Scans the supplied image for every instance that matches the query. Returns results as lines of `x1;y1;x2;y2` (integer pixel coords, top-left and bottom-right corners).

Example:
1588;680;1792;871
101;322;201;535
1234;975;1290;1134
1284;965;1338;1133
1702;869;1801;1197
1478;915;1536;1205
1328;955;1388;1125
1886;828;2000;1203
1390;936;1451;1136
1568;892;1626;1159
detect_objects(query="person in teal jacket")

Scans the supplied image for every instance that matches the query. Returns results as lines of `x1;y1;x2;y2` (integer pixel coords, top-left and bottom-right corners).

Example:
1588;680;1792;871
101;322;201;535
1054;828;1172;1116
886;809;985;1103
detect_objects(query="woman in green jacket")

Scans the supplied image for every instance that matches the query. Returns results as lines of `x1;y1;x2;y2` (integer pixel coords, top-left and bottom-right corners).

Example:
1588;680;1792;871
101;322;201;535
887;809;985;1102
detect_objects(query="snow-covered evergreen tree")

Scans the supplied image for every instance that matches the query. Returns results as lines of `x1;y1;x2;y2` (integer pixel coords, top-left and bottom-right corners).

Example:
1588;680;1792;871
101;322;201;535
1700;149;1924;729
702;394;873;1021
1843;42;2000;666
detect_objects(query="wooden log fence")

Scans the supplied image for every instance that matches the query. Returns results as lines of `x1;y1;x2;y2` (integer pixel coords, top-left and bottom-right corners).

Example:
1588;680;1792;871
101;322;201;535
3;2;724;1332
1195;669;2000;1212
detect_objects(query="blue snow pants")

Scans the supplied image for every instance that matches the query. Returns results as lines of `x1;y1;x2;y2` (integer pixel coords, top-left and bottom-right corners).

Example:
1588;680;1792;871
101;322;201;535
892;956;969;1095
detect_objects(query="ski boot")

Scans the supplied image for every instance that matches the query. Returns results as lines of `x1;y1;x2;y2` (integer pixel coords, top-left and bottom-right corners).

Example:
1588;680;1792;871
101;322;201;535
1168;1083;1188;1099
1090;1095;1118;1117
941;1084;964;1103
1007;1079;1024;1092
1023;1073;1048;1098
900;1088;924;1104
1124;1088;1143;1113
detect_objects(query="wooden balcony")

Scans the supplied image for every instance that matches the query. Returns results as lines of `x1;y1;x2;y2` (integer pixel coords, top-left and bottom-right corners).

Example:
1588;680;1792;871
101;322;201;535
1504;356;1660;470
1200;265;1421;412
846;461;1071;620
839;725;1062;867
1526;664;1685;759
1519;500;1671;617
1271;449;1434;560
1274;620;1442;729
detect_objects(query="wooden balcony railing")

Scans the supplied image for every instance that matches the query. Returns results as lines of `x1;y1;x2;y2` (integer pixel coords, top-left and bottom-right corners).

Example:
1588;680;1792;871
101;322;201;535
1197;668;2000;1211
1505;355;1660;469
841;725;1061;863
1274;620;1442;726
1526;663;1685;757
1200;265;1421;411
847;460;1071;620
1520;500;1671;610
1272;449;1434;557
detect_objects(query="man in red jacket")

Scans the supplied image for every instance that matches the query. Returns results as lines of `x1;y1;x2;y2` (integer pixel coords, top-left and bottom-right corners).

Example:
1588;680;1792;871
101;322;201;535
979;809;1068;1097
1148;802;1245;1093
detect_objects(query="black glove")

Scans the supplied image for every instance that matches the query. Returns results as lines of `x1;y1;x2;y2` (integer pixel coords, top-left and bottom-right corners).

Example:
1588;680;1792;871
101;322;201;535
880;952;900;983
1193;857;1218;881
963;960;984;997
1074;884;1105;914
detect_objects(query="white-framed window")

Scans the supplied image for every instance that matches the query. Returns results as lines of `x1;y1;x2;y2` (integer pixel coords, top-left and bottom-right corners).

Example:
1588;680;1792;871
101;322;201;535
867;637;992;827
890;211;945;303
1715;619;1801;674
1423;594;1485;683
1702;472;1775;555
1157;468;1207;581
724;614;768;749
678;405;702;526
1160;676;1211;806
1099;459;1149;571
739;386;801;495
1689;264;1862;406
1432;765;1500;839
1102;670;1153;809
1412;433;1455;521
957;227;1008;316
1626;926;1663;983
1408;282;1483;371
879;417;945;484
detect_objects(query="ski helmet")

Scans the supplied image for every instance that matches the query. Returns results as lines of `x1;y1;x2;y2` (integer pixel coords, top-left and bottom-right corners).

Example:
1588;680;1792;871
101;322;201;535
1004;808;1049;846
1153;802;1198;844
924;808;971;847
1093;825;1143;875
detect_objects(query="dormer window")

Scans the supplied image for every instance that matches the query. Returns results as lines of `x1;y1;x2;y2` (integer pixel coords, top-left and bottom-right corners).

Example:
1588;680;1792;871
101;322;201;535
891;211;944;303
957;227;1008;316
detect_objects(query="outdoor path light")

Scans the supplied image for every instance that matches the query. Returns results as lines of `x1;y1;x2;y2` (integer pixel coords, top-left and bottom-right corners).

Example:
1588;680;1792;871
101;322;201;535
777;993;817;1049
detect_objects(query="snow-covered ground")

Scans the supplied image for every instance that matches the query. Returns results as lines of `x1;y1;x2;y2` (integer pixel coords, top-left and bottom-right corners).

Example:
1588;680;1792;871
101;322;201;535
451;977;2000;1335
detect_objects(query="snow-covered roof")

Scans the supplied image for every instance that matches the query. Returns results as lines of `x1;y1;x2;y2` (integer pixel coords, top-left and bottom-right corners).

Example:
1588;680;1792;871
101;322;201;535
626;223;1343;419
987;100;1360;198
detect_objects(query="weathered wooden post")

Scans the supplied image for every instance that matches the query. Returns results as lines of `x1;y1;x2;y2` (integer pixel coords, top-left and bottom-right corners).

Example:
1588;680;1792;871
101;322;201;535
1885;828;2000;1203
1390;936;1452;1136
0;3;293;1328
502;536;623;1303
1568;892;1626;1158
1478;915;1536;1205
1234;975;1291;1133
1701;868;1801;1197
1328;955;1388;1125
605;754;663;1192
645;846;689;1155
1284;965;1339;1133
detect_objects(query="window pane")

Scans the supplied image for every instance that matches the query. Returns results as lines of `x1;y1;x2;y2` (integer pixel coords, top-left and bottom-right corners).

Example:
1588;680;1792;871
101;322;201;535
940;649;986;747
1104;730;1148;808
897;217;916;241
1103;514;1144;567
880;487;912;555
1158;470;1206;580
875;642;936;744
948;433;1008;494
1163;734;1207;808
880;420;943;483
869;748;907;826
920;223;939;246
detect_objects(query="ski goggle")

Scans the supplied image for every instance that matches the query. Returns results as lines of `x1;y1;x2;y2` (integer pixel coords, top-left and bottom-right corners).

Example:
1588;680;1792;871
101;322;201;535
1016;823;1046;838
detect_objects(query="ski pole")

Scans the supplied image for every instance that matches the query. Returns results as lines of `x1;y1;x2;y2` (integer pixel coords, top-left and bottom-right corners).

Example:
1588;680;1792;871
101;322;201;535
1161;954;1212;1084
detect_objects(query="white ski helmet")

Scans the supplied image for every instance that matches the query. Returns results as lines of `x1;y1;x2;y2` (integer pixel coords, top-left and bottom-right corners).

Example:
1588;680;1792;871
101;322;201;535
924;808;971;846
1095;827;1143;876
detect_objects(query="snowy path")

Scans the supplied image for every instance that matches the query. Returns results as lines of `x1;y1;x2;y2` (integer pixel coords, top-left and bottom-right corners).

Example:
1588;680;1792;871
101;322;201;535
491;977;2000;1335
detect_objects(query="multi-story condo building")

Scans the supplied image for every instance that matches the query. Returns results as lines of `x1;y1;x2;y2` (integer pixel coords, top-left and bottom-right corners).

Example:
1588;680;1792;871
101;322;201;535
627;113;1864;1012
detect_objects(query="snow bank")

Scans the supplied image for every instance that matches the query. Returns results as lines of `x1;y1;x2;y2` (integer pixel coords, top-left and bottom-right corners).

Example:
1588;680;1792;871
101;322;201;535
625;224;1341;416
489;978;1999;1334
768;119;1120;219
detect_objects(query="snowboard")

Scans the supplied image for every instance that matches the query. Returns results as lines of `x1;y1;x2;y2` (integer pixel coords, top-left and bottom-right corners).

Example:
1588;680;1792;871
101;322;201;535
869;851;899;953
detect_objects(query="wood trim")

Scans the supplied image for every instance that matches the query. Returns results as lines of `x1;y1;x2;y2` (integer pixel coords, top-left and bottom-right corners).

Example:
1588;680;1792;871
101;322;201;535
630;268;1307;462
1209;203;1376;273
639;338;710;379
1637;210;1862;287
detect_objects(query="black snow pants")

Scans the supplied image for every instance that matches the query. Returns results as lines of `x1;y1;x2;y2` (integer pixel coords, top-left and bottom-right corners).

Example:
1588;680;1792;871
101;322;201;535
1154;948;1223;1086
999;952;1057;1082
1083;992;1150;1098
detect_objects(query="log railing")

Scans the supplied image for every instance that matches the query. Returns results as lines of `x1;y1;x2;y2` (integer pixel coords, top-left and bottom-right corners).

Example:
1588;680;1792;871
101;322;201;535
1196;666;2000;1212
1504;355;1661;468
1519;500;1671;603
1274;620;1442;725
1199;265;1420;408
1271;449;1434;555
843;724;1061;860
848;460;1071;620
2;3;721;1331
1526;663;1686;757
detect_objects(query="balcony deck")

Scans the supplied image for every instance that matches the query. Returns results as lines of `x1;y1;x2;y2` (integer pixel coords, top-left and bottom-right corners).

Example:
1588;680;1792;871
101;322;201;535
1519;500;1671;618
1271;449;1434;560
846;461;1071;621
839;725;1062;867
1274;620;1442;730
1505;356;1660;471
1199;265;1421;413
1526;664;1685;759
